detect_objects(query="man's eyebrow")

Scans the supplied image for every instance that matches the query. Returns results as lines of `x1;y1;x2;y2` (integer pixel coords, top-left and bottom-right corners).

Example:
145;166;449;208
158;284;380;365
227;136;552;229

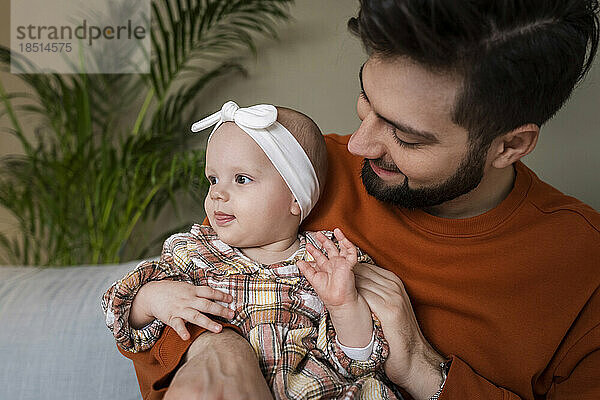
378;115;440;143
359;63;439;144
359;64;367;100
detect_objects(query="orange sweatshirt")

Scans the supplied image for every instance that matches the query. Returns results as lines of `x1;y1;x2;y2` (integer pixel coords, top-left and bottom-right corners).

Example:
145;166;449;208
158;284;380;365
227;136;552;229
121;134;600;399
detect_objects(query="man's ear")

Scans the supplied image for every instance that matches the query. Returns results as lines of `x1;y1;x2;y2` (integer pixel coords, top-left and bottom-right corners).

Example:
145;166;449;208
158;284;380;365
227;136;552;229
290;199;301;217
489;123;539;169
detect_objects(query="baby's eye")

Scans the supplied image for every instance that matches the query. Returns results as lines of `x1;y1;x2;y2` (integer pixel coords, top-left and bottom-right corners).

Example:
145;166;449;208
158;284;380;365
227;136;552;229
207;176;218;185
235;175;252;184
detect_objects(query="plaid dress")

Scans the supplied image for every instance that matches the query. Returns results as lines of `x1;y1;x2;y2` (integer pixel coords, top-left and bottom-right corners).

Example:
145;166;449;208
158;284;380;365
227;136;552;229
102;224;400;399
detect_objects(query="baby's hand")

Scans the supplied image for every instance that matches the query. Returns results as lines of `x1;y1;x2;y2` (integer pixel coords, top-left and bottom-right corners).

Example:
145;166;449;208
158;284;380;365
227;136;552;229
131;281;235;341
297;228;359;309
298;229;375;348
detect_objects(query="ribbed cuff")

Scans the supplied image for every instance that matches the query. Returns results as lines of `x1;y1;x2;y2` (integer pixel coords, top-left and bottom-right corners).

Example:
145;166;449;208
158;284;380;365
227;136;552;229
335;330;375;361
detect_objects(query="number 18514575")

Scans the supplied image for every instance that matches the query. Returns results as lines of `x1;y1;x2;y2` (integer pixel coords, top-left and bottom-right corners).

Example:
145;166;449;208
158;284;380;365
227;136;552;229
18;42;72;53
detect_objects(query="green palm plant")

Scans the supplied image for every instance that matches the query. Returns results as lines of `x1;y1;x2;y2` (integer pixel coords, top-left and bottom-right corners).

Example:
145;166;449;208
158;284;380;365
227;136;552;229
0;0;294;266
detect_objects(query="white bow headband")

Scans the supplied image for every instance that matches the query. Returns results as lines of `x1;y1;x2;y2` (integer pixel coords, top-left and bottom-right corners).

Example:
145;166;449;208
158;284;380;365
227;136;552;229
191;101;320;222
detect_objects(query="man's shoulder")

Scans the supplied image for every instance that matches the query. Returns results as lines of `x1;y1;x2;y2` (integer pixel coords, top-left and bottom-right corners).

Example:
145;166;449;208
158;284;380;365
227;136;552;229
324;133;351;144
324;133;352;156
519;163;600;236
321;133;362;181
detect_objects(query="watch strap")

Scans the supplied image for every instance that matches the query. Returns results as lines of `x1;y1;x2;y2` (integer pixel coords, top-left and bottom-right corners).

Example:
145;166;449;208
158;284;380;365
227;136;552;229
429;359;452;400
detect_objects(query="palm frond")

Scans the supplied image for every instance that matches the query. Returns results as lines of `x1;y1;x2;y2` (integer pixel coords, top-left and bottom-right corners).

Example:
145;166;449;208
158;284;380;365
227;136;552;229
0;0;294;265
150;0;292;98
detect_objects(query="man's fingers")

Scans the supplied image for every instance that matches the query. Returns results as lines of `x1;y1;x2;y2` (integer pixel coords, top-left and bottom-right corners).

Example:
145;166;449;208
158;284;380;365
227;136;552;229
356;286;387;311
195;286;233;303
355;276;385;294
356;285;382;301
355;275;396;299
355;263;403;291
356;286;400;325
354;262;386;279
356;261;403;284
356;275;412;321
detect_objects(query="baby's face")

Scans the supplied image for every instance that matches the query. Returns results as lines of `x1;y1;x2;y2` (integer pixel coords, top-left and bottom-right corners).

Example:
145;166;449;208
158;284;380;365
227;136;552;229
204;123;301;248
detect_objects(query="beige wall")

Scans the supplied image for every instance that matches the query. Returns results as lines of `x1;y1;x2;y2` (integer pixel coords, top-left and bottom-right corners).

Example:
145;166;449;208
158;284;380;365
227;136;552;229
193;0;600;211
1;0;599;240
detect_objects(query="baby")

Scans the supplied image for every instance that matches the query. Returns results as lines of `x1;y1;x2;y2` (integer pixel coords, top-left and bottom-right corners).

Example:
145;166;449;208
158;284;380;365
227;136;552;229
102;101;399;399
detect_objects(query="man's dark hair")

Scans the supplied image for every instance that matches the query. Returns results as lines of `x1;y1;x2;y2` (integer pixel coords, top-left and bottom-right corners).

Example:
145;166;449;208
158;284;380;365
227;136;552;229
349;0;600;145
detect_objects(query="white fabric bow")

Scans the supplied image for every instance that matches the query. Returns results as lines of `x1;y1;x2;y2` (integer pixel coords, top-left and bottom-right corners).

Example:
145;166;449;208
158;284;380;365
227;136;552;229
191;101;320;222
191;101;278;134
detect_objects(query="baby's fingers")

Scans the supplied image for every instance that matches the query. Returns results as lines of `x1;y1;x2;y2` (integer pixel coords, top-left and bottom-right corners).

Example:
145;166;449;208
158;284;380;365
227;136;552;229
306;242;328;266
297;260;317;281
334;228;357;263
315;232;339;258
192;297;235;320
168;316;192;341
195;286;233;303
180;308;224;334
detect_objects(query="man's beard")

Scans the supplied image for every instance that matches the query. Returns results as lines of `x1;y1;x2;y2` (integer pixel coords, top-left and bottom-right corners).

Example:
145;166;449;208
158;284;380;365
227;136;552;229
360;140;489;209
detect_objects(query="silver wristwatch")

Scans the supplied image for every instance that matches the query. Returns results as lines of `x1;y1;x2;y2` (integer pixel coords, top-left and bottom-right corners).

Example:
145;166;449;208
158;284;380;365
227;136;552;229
429;359;452;400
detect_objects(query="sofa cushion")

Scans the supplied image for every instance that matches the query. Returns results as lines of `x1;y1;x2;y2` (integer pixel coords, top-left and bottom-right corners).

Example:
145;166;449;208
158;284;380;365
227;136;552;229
0;262;142;400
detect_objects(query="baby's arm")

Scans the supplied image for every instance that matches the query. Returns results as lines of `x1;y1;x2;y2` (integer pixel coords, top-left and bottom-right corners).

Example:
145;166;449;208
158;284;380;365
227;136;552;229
297;229;373;347
102;259;178;352
102;233;233;352
298;229;389;377
129;278;234;340
319;310;389;378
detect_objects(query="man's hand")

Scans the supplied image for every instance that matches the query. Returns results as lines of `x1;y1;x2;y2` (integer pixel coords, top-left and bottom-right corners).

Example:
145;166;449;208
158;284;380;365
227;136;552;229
164;329;273;400
129;280;234;340
354;263;445;400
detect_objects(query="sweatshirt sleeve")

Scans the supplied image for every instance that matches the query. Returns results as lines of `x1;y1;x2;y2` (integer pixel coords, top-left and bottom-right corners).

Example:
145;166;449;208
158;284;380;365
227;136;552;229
101;233;196;353
545;290;600;400
435;346;600;400
439;292;600;400
437;355;523;400
547;347;600;399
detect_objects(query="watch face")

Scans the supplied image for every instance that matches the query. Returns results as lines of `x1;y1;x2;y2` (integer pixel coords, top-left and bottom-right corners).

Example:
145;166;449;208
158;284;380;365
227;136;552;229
441;359;452;379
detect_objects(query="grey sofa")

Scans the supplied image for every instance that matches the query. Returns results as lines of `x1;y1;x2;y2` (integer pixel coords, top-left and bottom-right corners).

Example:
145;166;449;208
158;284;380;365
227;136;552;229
0;262;142;400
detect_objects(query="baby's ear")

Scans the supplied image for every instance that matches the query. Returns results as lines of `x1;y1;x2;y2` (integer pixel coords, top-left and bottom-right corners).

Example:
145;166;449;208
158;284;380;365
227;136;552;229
290;199;301;216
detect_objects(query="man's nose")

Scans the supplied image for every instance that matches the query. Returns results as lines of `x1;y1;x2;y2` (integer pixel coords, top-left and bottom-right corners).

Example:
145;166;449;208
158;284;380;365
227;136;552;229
348;112;386;159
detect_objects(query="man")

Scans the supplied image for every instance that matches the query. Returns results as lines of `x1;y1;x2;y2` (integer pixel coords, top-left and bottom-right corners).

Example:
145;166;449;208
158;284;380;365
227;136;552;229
122;1;600;399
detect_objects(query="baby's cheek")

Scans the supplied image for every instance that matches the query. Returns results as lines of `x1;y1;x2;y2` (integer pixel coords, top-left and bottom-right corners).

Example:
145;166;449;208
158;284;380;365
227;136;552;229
203;196;213;220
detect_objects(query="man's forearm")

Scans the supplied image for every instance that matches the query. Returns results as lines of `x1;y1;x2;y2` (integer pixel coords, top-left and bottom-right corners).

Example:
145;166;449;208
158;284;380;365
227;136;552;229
166;328;273;400
184;328;248;361
400;346;445;400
